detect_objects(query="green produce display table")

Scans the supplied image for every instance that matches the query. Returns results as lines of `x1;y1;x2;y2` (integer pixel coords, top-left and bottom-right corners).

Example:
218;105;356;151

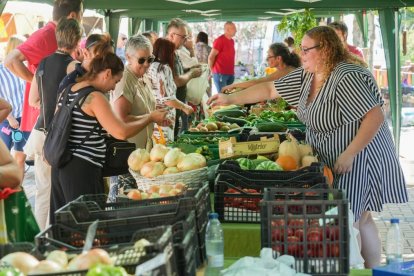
220;222;372;275
222;223;261;258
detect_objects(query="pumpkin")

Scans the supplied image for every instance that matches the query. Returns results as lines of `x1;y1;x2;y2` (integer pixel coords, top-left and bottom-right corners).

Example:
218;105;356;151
276;155;297;171
298;143;313;158
236;158;254;170
255;161;283;171
301;155;318;168
278;134;301;165
324;166;334;187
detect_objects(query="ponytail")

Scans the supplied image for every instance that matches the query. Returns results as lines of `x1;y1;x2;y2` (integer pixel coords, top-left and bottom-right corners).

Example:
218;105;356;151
77;52;124;82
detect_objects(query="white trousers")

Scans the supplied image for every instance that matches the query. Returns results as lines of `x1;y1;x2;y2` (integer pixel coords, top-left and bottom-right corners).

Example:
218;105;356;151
24;129;51;230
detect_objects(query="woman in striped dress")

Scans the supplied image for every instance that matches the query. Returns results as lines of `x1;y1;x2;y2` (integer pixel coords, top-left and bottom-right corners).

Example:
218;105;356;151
208;26;408;268
50;53;168;222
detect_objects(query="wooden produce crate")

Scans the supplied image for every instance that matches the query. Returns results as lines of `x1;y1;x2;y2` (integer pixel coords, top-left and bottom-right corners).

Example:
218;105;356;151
218;135;280;159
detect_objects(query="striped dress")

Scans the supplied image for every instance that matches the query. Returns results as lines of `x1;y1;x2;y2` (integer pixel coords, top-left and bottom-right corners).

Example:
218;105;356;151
274;62;408;221
58;87;106;167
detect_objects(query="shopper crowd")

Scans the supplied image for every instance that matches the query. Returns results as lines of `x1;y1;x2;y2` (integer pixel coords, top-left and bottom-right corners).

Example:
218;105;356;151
0;0;407;269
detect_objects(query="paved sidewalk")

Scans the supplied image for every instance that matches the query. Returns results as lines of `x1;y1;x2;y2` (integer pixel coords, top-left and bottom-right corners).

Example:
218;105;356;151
373;188;414;262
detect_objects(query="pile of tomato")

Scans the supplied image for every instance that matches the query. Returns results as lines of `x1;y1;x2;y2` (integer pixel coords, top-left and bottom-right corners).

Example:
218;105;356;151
271;218;341;258
224;188;261;211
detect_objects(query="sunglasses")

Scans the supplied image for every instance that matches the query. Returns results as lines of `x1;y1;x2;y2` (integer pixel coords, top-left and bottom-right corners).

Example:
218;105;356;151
136;56;155;64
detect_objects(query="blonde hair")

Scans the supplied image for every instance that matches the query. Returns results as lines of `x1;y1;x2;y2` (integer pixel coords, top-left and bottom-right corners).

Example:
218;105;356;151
305;26;367;78
5;35;26;56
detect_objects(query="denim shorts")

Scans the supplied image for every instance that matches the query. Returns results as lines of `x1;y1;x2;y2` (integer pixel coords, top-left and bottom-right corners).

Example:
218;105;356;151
0;119;30;152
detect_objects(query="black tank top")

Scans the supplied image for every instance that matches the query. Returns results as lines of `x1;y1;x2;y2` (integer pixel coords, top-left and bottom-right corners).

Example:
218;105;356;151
35;51;73;131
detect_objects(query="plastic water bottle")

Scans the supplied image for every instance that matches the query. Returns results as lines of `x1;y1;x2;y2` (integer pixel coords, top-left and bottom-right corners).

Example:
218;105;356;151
205;213;224;276
386;218;404;265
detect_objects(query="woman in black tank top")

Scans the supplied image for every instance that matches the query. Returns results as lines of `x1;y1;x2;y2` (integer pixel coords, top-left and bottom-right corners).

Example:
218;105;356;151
49;53;169;223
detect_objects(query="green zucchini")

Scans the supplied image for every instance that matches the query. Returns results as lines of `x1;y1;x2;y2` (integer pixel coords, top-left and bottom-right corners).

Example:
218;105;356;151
221;116;248;126
256;122;287;132
213;109;246;118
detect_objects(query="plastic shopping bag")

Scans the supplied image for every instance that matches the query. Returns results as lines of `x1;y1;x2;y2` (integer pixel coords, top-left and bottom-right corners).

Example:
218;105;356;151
0;188;40;243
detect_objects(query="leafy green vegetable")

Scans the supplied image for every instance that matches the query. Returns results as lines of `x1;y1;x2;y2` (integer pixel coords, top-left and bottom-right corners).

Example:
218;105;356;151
0;268;24;276
87;264;128;276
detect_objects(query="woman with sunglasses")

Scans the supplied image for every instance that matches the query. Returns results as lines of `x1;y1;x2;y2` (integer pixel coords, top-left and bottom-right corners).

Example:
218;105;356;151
220;43;300;93
209;26;407;268
111;34;167;151
147;38;193;142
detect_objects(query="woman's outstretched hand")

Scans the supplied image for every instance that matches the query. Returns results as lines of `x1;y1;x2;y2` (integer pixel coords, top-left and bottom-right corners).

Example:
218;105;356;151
207;93;231;107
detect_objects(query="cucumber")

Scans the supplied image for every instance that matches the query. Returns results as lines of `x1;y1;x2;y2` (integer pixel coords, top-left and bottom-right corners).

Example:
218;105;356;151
256;122;287;132
213;109;246;118
221;116;248;126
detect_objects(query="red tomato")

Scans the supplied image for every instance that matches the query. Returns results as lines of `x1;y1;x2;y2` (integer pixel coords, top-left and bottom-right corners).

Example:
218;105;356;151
309;219;320;227
271;219;286;227
307;230;323;242
287;236;303;257
272;229;285;241
327;225;340;241
327;243;340;257
288;218;305;228
295;229;305;241
308;227;324;240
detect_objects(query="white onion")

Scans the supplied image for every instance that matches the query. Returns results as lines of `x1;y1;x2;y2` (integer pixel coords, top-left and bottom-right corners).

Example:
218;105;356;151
149;144;169;162
29;260;62;274
1;252;39;275
163;148;182;168
177;153;206;171
128;148;150;171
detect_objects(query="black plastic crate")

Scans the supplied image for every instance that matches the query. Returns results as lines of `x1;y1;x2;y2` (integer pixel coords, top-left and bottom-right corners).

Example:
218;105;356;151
40;204;195;250
2;227;176;276
61;182;210;232
54;196;195;228
261;187;349;275
214;170;328;223
174;225;198;276
196;219;207;267
218;160;324;177
0;242;37;258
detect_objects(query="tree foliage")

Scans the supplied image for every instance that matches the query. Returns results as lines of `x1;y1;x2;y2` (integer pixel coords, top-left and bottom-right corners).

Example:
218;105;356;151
277;8;317;46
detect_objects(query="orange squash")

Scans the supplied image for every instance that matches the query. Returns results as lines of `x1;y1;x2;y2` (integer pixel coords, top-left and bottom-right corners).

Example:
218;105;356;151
324;166;334;187
276;155;298;171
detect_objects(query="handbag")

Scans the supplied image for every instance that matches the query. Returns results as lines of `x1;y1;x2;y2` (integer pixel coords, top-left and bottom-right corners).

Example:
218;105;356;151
186;66;210;105
102;136;136;177
0;188;40;244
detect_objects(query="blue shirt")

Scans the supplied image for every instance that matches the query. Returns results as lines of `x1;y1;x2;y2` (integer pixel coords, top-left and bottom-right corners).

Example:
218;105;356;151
0;63;25;118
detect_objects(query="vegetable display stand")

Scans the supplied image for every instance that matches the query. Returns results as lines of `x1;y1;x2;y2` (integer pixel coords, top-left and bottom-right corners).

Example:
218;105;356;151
218;135;280;159
56;186;210;266
214;169;327;223
261;187;349;275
